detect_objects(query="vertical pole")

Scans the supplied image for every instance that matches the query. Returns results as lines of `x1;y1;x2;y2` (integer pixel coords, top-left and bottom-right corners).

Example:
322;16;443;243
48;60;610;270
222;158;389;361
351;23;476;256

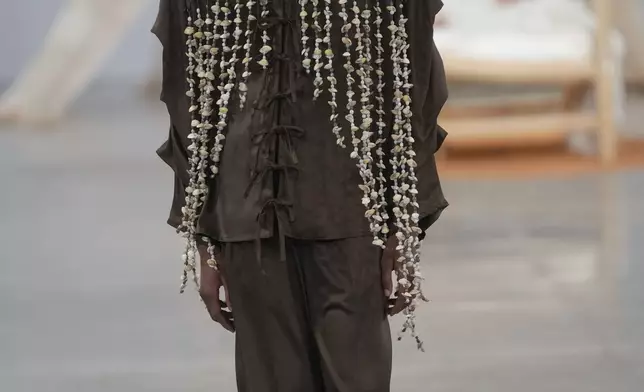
593;0;618;165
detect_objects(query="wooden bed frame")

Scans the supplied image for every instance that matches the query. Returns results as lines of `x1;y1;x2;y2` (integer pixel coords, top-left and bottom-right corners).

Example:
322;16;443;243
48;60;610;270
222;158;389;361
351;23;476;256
438;0;618;164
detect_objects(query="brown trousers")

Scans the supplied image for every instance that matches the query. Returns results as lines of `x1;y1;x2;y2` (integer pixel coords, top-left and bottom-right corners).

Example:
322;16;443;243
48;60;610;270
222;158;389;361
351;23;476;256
220;237;392;392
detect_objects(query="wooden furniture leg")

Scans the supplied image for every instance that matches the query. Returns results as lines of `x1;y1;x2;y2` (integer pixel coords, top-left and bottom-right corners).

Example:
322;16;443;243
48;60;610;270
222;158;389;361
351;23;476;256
594;0;618;165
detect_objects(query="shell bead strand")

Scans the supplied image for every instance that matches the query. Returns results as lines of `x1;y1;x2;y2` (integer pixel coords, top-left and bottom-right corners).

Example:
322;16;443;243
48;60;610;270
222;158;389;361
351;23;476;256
180;12;204;292
300;0;312;72
356;3;385;247
238;0;257;109
323;0;344;147
311;0;326;100
209;1;234;176
258;0;271;68
373;2;390;242
338;0;359;163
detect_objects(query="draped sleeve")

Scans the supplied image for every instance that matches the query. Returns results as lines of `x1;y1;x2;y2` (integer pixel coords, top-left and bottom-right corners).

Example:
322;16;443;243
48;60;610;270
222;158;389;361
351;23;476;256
409;0;449;235
152;0;202;229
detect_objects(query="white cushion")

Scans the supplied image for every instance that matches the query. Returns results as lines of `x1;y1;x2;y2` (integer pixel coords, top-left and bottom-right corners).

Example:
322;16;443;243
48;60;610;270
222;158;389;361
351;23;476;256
433;0;622;62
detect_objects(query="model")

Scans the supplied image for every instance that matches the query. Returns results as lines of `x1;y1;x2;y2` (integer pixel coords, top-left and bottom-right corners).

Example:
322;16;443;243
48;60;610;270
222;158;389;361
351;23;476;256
154;1;448;391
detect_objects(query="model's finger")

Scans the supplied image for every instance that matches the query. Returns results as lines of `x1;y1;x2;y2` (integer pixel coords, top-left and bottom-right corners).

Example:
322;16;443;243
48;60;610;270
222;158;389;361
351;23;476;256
200;289;230;330
212;310;236;333
382;271;393;298
218;299;231;311
388;294;409;316
381;248;395;297
220;309;235;328
217;300;235;329
207;300;235;332
221;276;233;311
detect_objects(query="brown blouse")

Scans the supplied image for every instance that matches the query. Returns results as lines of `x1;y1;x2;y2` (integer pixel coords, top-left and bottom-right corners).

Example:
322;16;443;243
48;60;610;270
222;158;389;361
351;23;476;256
152;0;448;244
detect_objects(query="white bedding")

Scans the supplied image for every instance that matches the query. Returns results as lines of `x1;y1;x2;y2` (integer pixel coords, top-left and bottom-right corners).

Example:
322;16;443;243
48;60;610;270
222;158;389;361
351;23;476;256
433;0;622;62
434;30;596;62
433;0;626;127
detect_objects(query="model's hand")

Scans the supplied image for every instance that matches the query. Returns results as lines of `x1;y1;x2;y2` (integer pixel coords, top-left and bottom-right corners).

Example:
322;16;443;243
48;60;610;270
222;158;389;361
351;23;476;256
198;246;235;332
381;236;411;316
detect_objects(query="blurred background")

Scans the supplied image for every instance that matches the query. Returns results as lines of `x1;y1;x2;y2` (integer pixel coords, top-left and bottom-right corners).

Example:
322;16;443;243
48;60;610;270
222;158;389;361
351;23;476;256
0;0;643;391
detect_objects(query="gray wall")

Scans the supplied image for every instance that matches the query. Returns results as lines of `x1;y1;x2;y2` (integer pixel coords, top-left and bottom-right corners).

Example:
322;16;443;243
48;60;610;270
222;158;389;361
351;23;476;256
0;0;160;84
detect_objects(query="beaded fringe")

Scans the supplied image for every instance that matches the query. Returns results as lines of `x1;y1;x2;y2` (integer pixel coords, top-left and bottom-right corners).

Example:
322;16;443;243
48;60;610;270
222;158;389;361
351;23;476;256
179;0;426;350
